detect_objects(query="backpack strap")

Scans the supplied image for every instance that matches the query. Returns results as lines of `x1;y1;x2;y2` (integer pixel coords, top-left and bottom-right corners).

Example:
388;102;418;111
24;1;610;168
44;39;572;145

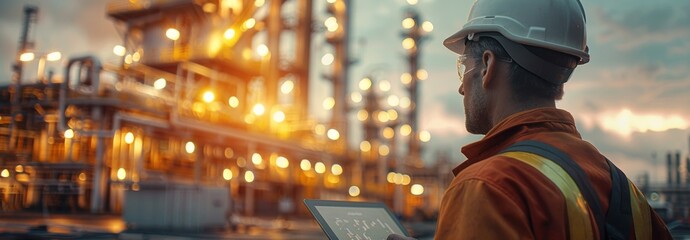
605;159;632;240
500;140;606;239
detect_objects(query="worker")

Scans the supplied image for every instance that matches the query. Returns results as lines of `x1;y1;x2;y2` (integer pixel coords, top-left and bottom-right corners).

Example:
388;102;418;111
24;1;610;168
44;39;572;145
389;0;672;239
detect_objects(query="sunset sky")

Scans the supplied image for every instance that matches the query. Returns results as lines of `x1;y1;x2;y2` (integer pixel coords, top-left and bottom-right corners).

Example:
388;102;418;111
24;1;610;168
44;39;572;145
1;0;689;184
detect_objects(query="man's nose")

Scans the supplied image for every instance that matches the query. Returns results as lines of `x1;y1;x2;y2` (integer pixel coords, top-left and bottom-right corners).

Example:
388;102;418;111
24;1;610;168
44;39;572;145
458;83;465;95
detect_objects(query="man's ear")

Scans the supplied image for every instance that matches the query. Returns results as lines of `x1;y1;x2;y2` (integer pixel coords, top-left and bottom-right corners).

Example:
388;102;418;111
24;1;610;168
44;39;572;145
481;50;497;89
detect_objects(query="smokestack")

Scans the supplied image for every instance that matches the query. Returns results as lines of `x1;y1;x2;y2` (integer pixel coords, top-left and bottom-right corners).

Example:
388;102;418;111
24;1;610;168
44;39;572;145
668;152;673;186
686;156;690;186
677;151;682;186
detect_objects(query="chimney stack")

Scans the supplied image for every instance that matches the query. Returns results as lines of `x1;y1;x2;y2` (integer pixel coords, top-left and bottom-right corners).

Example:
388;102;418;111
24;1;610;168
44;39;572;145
668;152;674;186
676;151;682;186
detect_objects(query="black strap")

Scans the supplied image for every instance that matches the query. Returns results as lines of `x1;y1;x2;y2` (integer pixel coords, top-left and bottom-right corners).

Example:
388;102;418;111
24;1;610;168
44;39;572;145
605;159;632;240
501;140;605;239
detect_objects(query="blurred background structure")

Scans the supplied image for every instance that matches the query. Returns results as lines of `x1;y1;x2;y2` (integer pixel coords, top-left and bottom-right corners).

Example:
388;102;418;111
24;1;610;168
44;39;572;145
0;0;452;232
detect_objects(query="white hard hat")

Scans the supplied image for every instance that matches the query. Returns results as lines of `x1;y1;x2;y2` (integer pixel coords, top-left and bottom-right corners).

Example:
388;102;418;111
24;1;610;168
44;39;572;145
444;0;589;65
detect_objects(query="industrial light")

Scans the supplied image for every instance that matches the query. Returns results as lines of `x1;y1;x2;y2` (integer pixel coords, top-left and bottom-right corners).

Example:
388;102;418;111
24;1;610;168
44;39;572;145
228;96;239;108
64;129;75;139
348;186;360;197
113;45;126;56
244;170;255;182
359;141;371;152
400;73;412;85
321;53;334;65
154;78;167;89
324;17;338;32
327;128;340;140
252;153;263;165
400;124;412;136
402;174;411;185
131;52;140;62
273;111;286;123
350;92;362;103
377;111;389;123
406;0;418;5
357;110;368;121
322;97;335;110
402;18;415;29
224;28;236;40
252;103;265;116
393;173;403;185
387;172;395;183
417;69;428;81
165;28;180;40
387;109;398;121
46;51;62;62
383;127;395;139
300;159;311;171
331;164;343;176
280;80;294;94
1;169;9;178
419;130;431;142
402;38;415;50
124;132;134;144
411;184;424;195
19;52;34;62
15;165;23;173
379;80;391;92
378;145;390;156
257;44;269;57
117;168;126;180
243;18;256;30
223;168;233;180
276;156;289;169
78;172;87;181
359;78;372;91
314;162;326;174
185;141;195;153
202;90;215;103
255;0;265;7
422;21;434;32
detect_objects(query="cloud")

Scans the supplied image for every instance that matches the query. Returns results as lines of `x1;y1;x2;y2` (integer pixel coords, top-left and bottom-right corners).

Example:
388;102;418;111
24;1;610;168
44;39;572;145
669;41;690;56
565;64;690;115
595;108;688;139
591;2;690;50
576;125;689;184
419;103;467;138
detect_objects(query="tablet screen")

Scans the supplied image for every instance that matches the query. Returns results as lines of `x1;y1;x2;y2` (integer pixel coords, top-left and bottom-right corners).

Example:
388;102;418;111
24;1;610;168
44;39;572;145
305;199;409;240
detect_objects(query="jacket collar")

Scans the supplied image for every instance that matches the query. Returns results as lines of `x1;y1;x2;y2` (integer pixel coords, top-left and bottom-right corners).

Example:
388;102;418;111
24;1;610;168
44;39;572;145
452;107;580;176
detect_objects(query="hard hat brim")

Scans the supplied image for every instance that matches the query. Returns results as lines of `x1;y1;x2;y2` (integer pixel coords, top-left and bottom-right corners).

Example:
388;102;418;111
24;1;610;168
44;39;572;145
443;26;590;65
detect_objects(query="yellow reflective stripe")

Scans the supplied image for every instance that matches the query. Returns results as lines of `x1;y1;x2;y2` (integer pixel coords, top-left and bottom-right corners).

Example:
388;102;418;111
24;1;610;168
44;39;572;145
629;181;652;239
500;151;594;240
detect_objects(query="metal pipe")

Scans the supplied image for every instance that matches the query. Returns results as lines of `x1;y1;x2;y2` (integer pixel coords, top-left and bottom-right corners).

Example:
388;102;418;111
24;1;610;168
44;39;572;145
58;56;103;135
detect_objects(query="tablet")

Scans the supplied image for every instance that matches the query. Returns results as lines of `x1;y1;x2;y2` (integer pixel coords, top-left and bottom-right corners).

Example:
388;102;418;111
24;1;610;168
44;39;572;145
304;199;410;240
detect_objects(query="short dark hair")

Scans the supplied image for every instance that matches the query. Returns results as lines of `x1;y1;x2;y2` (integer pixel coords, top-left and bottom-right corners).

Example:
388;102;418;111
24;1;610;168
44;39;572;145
465;37;566;101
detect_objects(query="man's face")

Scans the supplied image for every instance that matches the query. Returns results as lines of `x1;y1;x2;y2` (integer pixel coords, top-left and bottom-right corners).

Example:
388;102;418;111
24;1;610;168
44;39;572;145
459;54;491;135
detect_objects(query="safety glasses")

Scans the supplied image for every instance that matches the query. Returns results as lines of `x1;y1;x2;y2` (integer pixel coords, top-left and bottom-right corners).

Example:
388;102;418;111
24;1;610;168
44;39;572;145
456;54;513;83
456;54;476;84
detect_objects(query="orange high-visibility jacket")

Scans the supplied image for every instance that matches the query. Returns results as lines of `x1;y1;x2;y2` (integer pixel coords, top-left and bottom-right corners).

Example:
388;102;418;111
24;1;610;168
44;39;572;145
435;108;671;239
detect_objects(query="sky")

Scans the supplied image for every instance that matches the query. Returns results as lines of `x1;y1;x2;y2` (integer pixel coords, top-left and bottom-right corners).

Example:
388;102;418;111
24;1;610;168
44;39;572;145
1;0;689;185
